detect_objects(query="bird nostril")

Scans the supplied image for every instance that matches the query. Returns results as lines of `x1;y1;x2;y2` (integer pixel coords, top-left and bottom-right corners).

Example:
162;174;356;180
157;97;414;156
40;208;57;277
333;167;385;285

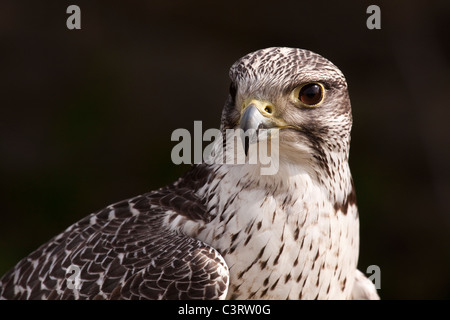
264;106;272;114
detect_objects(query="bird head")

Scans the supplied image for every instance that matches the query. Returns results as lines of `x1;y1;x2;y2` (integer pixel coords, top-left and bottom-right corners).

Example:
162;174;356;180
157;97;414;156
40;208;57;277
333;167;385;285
220;47;353;175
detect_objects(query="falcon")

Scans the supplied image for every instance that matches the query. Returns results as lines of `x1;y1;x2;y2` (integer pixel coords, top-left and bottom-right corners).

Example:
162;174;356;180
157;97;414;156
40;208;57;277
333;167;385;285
0;47;379;300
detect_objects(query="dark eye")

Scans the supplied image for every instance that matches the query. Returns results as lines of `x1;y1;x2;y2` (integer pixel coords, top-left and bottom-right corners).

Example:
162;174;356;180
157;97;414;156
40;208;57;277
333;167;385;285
298;83;324;106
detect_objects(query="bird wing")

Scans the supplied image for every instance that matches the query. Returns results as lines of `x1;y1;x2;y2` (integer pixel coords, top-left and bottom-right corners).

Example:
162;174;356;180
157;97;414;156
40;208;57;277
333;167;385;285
0;189;229;300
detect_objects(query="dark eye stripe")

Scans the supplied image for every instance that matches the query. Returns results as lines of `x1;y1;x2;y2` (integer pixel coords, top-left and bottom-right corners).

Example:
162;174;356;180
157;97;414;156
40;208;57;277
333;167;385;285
229;82;237;105
229;82;237;98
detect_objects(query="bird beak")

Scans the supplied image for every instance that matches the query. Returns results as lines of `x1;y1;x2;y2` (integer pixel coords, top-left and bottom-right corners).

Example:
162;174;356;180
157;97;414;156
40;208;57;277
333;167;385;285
239;99;278;156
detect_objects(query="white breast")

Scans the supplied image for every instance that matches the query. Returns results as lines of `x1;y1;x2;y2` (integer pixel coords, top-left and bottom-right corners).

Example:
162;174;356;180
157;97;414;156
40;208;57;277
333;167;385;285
190;163;360;299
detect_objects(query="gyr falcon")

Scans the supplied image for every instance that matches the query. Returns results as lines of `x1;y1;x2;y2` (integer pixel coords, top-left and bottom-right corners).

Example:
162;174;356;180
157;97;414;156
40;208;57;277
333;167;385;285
0;47;379;300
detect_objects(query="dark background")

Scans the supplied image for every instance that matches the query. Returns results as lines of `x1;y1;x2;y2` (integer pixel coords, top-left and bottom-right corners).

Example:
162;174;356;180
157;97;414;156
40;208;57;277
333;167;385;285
0;0;449;299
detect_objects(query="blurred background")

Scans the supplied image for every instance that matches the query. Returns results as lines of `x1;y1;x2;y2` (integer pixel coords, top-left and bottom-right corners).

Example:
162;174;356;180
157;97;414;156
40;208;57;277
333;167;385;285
0;0;449;299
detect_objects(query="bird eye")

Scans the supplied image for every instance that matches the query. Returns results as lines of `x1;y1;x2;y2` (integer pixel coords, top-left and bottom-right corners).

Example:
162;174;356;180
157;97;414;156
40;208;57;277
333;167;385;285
296;83;324;106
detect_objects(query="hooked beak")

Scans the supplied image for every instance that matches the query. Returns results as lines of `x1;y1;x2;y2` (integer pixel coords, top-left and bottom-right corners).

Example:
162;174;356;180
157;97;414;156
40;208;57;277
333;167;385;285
239;99;278;156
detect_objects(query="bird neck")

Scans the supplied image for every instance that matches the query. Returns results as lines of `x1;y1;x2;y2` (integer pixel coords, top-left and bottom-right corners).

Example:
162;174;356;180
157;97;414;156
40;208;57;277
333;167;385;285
191;149;354;215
